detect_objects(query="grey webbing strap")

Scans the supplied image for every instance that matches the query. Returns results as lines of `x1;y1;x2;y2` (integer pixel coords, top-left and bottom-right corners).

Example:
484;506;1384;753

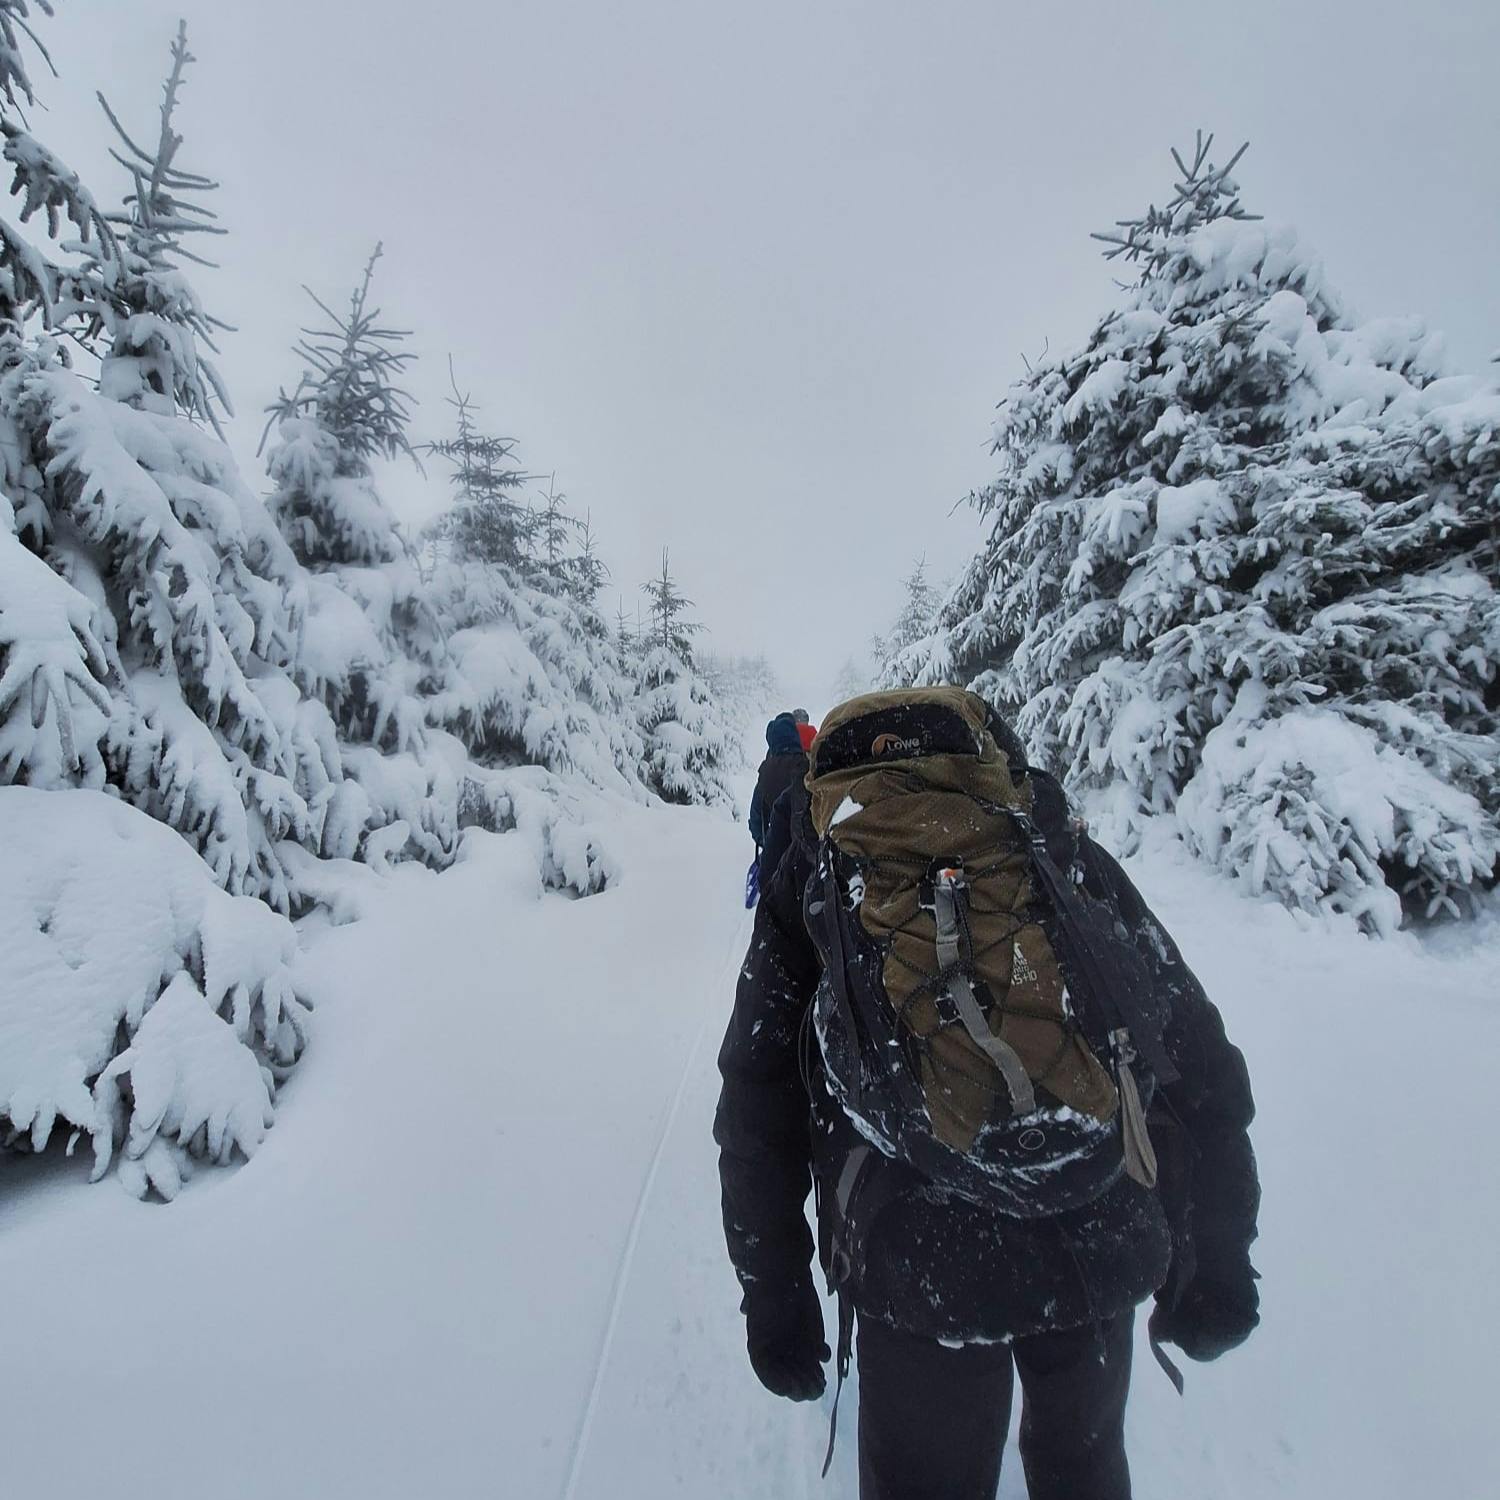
932;876;1036;1116
835;1144;872;1225
1111;1029;1159;1190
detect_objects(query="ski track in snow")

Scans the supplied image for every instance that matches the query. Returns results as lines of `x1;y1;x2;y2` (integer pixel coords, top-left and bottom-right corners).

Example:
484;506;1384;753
1;803;1497;1498
560;907;751;1500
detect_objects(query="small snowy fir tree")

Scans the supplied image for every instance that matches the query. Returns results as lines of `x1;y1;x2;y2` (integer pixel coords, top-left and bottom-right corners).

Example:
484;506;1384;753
641;547;700;658
831;654;871;705
873;556;940;686
566;509;609;607
422;364;532;569
531;475;578;588
634;549;737;808
418;370;647;833
262;244;458;867
909;134;1499;932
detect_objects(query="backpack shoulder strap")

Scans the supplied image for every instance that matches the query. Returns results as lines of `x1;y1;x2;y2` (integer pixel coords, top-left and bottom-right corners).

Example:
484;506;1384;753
1012;804;1179;1086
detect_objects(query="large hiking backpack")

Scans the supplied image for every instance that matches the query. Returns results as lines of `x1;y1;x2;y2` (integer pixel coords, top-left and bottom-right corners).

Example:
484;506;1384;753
802;687;1178;1226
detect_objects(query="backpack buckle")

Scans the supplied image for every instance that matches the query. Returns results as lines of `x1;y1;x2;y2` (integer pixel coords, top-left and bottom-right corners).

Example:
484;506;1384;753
918;858;966;911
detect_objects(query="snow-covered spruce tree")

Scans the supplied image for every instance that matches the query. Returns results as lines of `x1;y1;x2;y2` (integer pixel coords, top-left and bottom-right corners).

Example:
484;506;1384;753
635;548;737;808
0;1;116;792
422;362;533;569
566;508;609;607
7;22;356;910
531;475;577;589
0;13;315;1197
873;556;940;687
906;134;1498;932
417;372;647;885
261;245;457;869
831;654;871;705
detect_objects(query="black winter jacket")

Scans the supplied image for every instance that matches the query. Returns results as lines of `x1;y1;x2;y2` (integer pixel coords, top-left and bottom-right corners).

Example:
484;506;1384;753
758;779;808;889
749;747;808;848
714;773;1260;1345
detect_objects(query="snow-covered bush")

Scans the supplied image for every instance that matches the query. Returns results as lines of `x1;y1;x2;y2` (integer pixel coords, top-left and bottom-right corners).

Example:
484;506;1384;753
460;761;622;894
900;136;1498;931
0;786;309;1199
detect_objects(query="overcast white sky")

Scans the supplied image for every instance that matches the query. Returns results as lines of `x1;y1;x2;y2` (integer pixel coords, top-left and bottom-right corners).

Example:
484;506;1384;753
32;0;1500;712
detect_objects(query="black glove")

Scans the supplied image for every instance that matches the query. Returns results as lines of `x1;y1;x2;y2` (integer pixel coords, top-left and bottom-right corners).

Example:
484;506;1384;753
744;1275;829;1401
1150;1276;1259;1363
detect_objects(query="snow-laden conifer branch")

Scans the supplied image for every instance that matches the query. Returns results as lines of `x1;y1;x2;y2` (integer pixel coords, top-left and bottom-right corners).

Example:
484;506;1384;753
1091;130;1258;277
74;21;233;430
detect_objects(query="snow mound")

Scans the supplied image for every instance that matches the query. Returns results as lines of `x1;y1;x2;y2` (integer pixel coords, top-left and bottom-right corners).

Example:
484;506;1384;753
1178;702;1495;934
459;761;623;895
0;787;310;1198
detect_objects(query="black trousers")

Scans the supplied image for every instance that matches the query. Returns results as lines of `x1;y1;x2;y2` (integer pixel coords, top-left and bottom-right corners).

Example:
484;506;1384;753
855;1311;1134;1500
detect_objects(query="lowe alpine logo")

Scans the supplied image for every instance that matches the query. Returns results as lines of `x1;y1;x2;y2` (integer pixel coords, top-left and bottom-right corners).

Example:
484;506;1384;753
871;732;922;757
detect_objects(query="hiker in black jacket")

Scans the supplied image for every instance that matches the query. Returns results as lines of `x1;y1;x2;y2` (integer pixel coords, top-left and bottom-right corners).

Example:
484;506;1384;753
758;775;809;890
748;712;809;853
715;689;1259;1500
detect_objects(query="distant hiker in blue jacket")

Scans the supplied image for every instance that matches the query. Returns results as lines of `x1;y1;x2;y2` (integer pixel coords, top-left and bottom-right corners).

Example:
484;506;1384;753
749;713;809;854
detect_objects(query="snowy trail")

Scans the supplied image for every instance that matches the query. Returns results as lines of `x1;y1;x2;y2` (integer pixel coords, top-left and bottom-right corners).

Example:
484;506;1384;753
0;807;755;1500
560;907;750;1499
2;805;1496;1499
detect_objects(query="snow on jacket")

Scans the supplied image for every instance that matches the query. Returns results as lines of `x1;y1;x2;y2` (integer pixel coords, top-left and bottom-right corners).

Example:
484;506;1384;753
714;767;1260;1345
748;714;808;847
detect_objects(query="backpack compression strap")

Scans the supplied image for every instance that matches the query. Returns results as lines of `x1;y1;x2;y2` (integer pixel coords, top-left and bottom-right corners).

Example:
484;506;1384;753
929;866;1036;1116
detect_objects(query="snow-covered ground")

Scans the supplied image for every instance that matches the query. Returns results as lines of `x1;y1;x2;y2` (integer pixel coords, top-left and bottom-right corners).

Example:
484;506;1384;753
2;804;1495;1499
